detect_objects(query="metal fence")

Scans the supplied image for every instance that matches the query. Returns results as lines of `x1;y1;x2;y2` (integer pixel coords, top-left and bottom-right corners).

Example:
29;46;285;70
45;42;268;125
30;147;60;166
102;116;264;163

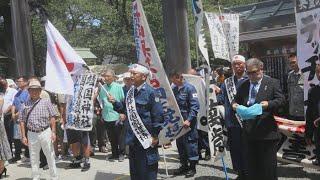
261;55;289;94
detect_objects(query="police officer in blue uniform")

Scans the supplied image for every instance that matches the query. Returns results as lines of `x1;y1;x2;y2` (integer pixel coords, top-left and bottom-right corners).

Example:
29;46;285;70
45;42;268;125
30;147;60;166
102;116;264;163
170;71;200;177
109;64;164;180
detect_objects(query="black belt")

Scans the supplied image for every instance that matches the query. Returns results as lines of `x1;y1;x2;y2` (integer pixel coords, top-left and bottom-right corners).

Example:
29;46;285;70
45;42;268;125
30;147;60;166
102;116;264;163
28;126;49;133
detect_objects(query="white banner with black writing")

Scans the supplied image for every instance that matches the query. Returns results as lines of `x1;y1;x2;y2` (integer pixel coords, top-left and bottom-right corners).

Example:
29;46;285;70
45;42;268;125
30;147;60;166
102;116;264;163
296;0;320;105
184;74;208;132
205;12;239;61
192;0;209;64
133;0;189;145
126;87;152;149
208;84;225;161
66;73;97;131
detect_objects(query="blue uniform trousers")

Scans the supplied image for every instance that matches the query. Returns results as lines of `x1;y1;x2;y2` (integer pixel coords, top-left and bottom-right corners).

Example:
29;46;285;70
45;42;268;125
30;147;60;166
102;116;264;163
176;128;199;165
129;145;158;180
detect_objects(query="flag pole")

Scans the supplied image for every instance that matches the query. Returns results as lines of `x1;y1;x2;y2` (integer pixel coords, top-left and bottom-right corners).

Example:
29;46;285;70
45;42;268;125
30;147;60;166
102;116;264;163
161;146;169;177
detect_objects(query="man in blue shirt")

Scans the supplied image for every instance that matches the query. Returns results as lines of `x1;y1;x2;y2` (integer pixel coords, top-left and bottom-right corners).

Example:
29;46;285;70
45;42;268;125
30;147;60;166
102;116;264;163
11;76;30;162
170;71;200;178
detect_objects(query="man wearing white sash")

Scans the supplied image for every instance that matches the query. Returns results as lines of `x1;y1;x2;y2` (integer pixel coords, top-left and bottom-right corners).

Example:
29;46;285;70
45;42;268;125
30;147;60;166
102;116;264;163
217;55;248;179
109;64;164;180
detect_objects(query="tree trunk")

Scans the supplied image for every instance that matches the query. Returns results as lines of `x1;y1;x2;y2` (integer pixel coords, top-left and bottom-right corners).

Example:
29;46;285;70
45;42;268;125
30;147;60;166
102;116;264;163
10;0;34;76
162;0;191;74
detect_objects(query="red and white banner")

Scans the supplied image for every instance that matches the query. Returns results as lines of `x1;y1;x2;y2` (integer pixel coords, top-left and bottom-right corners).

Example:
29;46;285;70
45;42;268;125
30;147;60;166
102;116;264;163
45;20;86;95
132;0;189;145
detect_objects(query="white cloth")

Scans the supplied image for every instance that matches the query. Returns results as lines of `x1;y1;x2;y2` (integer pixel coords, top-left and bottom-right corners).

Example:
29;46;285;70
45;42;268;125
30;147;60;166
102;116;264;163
3;87;17;113
28;128;57;180
129;64;150;75
45;20;86;96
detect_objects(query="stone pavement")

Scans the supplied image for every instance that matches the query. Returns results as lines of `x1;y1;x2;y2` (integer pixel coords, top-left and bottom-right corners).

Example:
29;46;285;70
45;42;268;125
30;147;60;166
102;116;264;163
6;142;320;180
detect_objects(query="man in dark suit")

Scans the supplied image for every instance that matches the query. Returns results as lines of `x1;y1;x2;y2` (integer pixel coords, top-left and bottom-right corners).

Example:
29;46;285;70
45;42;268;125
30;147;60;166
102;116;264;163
306;64;320;165
232;58;285;180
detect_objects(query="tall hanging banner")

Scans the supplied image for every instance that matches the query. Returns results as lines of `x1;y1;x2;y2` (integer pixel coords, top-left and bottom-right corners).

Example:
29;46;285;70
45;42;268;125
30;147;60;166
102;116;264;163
66;73;97;131
205;12;239;61
45;20;86;95
295;0;320;104
132;0;189;145
192;0;209;65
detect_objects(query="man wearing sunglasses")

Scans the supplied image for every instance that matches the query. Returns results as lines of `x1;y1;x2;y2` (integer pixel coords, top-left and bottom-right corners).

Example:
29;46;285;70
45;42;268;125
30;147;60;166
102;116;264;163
232;58;285;180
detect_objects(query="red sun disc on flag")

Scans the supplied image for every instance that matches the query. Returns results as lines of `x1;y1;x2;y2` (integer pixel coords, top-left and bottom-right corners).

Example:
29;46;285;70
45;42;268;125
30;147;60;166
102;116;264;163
55;42;74;72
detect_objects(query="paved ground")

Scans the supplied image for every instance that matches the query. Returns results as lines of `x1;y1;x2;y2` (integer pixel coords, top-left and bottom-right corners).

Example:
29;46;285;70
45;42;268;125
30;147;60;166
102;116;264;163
6;142;320;179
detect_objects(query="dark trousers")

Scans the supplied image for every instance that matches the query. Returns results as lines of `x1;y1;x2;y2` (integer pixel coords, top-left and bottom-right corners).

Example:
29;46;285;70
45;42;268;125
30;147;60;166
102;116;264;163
247;139;278;180
228;127;248;173
315;127;320;161
198;130;210;156
105;121;125;157
40;149;47;166
13;139;22;157
96;118;106;148
89;116;98;148
4;114;13;155
129;145;158;180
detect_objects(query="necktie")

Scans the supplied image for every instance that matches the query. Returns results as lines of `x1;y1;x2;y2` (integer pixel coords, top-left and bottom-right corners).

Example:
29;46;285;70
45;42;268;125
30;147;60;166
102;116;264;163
248;83;258;106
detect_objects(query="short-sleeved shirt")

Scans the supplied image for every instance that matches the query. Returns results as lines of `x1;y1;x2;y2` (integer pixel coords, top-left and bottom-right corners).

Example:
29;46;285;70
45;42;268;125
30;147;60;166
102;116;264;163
3;87;17;113
13;89;30;112
99;82;124;122
19;98;58;132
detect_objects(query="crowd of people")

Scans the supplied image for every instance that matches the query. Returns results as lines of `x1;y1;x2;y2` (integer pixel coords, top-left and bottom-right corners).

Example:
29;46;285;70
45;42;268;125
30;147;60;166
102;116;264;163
0;53;318;180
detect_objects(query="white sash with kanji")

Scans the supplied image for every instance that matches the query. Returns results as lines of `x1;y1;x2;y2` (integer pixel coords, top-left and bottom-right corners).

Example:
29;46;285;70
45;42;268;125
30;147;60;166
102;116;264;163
126;86;152;149
224;76;243;127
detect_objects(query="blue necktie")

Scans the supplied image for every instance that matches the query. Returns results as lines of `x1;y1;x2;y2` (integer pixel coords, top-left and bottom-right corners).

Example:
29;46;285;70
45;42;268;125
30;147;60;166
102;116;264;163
248;83;258;106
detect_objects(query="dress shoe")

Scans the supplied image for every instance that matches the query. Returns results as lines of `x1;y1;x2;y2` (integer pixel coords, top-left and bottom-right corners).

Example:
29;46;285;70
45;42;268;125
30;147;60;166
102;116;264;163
173;165;188;176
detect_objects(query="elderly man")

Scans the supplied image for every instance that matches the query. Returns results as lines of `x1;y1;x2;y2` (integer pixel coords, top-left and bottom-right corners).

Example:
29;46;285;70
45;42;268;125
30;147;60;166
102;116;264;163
170;71;200;178
110;64;164;180
19;79;58;180
98;69;125;161
218;55;248;179
287;53;305;121
232;58;285;180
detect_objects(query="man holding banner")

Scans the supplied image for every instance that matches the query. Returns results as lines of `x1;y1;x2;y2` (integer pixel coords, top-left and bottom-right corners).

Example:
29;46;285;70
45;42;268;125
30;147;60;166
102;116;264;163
218;55;248;179
170;72;199;178
109;64;164;180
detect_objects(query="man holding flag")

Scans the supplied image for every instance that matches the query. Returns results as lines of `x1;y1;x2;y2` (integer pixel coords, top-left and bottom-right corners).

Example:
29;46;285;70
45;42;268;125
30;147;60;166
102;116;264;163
108;64;164;180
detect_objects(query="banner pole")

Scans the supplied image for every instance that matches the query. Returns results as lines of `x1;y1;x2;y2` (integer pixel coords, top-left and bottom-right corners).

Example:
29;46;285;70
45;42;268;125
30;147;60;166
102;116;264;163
221;157;229;180
161;146;169;177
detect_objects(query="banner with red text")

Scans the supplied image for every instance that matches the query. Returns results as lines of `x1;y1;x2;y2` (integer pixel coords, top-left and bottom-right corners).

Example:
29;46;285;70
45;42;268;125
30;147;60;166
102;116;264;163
132;0;189;145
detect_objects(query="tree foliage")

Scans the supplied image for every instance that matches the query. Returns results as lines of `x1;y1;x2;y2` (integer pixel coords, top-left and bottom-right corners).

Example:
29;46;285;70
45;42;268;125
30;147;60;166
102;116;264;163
31;0;261;75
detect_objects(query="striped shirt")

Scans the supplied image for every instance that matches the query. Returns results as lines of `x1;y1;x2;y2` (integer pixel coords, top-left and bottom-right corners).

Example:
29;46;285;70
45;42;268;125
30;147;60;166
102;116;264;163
19;98;58;132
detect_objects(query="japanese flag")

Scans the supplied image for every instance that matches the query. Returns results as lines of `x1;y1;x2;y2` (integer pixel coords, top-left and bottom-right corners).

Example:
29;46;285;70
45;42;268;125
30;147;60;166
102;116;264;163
45;20;86;95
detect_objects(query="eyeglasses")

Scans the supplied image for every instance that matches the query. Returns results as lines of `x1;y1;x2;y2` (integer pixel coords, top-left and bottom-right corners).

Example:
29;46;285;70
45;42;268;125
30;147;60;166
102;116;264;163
247;69;260;75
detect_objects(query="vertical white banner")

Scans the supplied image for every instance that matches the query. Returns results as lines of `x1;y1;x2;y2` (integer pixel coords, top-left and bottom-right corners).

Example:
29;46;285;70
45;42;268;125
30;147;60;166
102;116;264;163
205;12;239;61
295;0;320;104
192;0;209;64
66;73;97;131
132;0;189;145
